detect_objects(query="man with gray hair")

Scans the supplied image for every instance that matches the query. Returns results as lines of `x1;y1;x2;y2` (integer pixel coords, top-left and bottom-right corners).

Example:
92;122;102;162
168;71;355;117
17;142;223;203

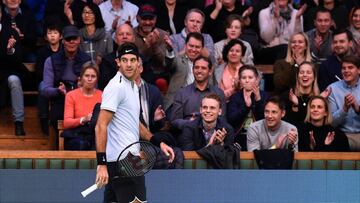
170;8;215;63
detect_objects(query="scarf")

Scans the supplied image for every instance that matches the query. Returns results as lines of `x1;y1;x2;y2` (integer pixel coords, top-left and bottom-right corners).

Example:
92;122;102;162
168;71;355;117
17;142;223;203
349;25;360;43
269;2;293;37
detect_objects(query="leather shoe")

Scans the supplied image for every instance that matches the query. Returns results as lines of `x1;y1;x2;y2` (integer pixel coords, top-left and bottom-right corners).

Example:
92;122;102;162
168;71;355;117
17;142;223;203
15;121;26;136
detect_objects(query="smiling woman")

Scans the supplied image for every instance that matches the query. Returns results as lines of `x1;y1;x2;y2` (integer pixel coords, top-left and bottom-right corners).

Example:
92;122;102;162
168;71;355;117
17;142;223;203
273;32;312;94
297;96;350;151
349;6;360;55
282;61;320;127
215;39;246;101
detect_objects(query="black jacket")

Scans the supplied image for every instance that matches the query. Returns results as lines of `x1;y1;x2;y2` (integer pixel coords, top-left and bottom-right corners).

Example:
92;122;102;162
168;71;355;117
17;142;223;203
179;117;234;151
197;144;241;169
1;6;37;56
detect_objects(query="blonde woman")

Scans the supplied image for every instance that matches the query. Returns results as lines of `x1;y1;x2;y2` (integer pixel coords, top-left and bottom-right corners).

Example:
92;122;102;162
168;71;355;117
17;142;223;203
273;32;312;94
298;96;349;151
282;61;320;126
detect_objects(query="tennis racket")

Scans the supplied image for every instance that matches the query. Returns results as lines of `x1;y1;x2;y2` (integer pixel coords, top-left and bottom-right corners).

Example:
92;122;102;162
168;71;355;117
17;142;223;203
81;141;158;198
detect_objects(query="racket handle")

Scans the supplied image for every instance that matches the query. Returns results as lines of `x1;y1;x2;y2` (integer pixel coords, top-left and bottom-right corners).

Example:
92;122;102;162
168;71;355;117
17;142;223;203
81;184;98;198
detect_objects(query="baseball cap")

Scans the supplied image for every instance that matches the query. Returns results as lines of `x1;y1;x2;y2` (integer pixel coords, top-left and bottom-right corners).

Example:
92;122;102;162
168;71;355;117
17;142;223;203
137;4;156;18
62;25;80;39
117;42;139;58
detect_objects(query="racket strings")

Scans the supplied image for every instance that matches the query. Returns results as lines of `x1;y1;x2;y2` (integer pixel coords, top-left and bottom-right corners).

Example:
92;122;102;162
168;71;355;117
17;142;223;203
118;142;158;177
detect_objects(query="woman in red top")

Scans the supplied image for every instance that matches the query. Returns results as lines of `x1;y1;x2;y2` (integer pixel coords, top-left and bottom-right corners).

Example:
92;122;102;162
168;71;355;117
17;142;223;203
62;61;102;150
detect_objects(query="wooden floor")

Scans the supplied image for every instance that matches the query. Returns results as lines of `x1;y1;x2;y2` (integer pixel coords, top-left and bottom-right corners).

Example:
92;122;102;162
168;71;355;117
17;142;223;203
0;106;56;150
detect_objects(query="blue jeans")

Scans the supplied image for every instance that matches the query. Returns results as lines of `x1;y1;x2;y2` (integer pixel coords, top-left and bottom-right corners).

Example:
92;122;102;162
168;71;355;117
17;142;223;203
7;75;24;122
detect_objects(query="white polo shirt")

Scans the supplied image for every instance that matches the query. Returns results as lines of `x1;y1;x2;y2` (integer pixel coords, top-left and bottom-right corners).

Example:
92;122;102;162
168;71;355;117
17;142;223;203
101;71;140;162
99;0;139;33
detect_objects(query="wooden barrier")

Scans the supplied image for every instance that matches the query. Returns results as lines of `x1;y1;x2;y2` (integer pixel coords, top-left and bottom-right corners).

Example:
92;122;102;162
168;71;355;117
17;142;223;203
0;150;359;161
256;64;273;74
58;120;64;151
1;150;360;170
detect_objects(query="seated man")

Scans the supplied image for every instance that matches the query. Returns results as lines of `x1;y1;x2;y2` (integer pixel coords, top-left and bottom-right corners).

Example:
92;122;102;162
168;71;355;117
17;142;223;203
134;4;169;83
98;0;138;33
169;56;225;131
135;59;166;133
42;25;91;129
305;8;333;64
318;29;354;91
170;8;215;63
1;0;37;62
328;55;360;151
164;32;216;110
98;23;135;90
247;96;298;151
179;93;234;151
0;9;28;136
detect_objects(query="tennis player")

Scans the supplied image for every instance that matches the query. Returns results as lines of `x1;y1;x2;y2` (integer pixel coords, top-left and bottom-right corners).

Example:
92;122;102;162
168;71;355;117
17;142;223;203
95;42;175;203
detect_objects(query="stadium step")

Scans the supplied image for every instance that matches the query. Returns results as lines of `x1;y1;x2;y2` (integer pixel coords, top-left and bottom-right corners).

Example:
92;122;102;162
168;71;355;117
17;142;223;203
0;107;56;150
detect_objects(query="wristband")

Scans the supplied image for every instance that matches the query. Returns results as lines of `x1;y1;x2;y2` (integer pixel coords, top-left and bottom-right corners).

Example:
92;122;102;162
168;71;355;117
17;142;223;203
96;152;107;165
149;136;161;148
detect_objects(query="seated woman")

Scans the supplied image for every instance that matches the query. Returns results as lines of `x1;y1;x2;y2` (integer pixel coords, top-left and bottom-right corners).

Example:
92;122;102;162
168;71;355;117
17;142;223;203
214;14;254;66
348;6;360;56
227;65;267;150
298;96;350;151
79;2;113;64
62;62;102;150
215;39;246;101
273;32;312;94
257;0;305;64
283;61;322;127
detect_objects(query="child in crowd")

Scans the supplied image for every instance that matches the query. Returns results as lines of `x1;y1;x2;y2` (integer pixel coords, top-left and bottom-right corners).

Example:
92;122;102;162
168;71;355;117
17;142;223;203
35;24;62;135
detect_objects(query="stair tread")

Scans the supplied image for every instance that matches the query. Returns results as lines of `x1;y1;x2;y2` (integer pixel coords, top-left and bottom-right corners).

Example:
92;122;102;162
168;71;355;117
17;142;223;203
0;106;56;150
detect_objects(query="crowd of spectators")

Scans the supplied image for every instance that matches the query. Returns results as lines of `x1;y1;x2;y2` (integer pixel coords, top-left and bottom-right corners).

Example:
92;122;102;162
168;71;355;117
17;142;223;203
0;0;359;156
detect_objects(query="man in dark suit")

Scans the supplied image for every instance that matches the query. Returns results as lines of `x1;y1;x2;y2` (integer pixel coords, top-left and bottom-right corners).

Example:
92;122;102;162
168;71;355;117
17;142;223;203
135;58;166;132
179;93;234;150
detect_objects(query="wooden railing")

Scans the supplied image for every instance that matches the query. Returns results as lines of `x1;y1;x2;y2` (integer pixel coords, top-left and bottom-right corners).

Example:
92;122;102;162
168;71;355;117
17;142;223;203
1;151;359;160
1;151;359;170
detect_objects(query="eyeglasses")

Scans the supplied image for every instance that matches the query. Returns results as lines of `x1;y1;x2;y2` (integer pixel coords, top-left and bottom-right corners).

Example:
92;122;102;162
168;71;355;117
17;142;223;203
64;36;78;42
